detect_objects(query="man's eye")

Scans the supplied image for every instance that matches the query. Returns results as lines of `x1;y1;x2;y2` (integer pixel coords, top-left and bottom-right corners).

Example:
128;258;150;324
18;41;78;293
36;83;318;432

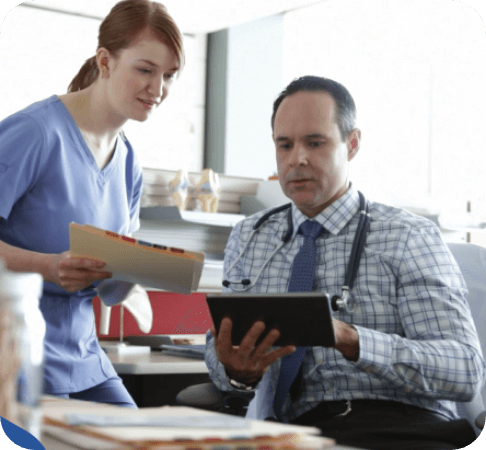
309;141;324;148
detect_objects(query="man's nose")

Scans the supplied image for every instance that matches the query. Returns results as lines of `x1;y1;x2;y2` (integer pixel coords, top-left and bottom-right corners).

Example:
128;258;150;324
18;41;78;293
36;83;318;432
289;143;308;166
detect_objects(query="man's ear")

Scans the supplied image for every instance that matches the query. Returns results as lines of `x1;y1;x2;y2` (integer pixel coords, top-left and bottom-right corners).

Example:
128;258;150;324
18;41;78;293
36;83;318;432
347;128;361;161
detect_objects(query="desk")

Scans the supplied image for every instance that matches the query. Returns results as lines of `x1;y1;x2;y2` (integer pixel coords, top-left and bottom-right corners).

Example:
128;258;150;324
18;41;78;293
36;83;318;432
107;351;210;408
107;351;208;375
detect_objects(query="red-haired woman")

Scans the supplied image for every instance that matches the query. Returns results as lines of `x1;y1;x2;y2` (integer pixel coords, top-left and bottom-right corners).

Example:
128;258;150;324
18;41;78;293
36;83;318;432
0;0;184;407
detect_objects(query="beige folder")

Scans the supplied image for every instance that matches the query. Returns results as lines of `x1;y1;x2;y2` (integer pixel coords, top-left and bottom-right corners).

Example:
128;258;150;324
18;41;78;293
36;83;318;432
69;223;205;294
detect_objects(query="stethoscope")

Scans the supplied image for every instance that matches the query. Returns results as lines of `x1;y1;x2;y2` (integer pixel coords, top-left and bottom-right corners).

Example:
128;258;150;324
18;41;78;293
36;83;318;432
222;191;371;313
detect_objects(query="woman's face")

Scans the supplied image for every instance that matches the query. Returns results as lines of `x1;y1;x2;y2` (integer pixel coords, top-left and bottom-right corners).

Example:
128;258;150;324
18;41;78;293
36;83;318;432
103;30;180;122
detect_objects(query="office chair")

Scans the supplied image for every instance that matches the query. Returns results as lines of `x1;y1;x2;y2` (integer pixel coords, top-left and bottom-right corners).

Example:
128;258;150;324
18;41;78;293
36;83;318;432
175;380;254;416
177;243;486;432
447;242;486;436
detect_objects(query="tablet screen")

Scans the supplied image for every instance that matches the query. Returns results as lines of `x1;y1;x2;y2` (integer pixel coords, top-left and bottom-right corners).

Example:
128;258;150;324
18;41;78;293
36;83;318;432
205;293;336;347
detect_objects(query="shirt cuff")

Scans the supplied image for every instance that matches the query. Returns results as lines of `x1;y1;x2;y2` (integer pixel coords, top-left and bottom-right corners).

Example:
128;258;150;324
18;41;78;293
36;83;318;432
353;325;394;377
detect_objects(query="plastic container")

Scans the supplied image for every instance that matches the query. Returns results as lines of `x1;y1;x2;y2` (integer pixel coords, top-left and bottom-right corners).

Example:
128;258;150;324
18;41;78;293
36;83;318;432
0;258;45;439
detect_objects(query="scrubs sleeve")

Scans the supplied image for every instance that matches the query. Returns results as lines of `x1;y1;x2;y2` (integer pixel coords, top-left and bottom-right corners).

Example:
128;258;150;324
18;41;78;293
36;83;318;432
125;139;143;233
0;113;46;219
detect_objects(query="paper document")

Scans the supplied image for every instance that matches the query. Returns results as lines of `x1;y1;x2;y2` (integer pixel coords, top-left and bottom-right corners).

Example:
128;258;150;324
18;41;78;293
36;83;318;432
65;414;250;428
42;397;326;446
160;344;205;359
69;223;205;294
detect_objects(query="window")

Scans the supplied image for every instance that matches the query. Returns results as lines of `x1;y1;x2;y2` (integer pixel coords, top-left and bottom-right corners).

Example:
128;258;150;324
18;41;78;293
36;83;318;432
0;4;205;172
283;0;486;221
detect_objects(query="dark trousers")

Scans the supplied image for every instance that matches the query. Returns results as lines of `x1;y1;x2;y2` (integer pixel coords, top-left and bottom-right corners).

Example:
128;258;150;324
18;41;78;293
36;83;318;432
290;400;477;450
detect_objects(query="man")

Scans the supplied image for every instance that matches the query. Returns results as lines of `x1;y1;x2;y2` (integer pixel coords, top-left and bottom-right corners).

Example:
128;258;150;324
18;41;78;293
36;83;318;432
205;76;485;449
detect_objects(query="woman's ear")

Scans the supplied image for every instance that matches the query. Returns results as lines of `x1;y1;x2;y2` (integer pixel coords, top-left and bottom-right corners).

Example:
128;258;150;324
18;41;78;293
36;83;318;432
347;128;361;161
96;48;111;78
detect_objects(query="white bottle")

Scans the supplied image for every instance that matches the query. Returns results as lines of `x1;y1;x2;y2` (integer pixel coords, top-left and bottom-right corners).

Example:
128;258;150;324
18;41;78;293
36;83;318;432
0;258;45;439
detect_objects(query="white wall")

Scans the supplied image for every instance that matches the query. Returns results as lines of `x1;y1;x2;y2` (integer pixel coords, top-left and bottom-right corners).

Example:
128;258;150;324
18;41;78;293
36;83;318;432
0;5;100;117
282;0;486;215
223;14;284;180
0;3;206;172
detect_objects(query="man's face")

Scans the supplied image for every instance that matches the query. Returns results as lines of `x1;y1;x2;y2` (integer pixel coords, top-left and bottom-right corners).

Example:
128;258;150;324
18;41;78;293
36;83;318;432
274;91;360;217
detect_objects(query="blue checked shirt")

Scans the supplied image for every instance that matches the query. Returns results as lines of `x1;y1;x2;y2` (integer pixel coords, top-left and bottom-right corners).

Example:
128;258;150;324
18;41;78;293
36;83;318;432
205;185;485;422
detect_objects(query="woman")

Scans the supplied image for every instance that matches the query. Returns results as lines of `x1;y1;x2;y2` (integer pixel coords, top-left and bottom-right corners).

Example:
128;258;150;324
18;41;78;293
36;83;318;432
0;0;184;407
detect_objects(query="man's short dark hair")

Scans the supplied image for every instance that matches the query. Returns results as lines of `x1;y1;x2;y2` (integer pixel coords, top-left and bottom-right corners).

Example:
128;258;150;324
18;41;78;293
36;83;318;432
271;76;357;141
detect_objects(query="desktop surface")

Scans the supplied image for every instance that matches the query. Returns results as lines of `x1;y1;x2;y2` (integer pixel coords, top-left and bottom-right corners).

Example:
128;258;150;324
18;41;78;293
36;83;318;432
107;349;208;375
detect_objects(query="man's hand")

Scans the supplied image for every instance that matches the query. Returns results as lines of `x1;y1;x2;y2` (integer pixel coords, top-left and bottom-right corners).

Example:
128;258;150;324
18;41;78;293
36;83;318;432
212;317;296;384
45;251;112;292
332;318;360;361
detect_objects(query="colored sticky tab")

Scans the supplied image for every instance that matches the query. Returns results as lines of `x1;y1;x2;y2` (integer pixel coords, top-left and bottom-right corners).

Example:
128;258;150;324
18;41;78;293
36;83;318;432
0;417;46;450
137;240;153;247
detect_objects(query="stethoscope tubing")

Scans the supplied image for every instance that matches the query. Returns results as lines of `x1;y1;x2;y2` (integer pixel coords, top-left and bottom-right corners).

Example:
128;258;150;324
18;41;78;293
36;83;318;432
223;192;370;312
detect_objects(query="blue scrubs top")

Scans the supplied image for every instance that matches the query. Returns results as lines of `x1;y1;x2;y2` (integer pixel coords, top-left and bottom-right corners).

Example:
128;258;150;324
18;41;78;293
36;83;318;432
0;95;143;393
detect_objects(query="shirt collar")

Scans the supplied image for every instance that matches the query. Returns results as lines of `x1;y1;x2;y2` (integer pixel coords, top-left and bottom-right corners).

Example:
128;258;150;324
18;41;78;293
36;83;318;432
290;184;361;238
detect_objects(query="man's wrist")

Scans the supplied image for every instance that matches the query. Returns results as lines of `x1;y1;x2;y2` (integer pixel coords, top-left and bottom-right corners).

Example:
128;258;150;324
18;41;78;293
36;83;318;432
225;371;260;390
335;324;360;361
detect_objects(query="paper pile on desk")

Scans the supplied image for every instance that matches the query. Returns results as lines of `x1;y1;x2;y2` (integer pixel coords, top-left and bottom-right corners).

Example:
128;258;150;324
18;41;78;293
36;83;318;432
69;223;205;294
65;414;250;428
42;397;334;450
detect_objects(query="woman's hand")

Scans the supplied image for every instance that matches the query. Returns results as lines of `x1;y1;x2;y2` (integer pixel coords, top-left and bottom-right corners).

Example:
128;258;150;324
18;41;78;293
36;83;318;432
212;317;296;384
45;251;112;292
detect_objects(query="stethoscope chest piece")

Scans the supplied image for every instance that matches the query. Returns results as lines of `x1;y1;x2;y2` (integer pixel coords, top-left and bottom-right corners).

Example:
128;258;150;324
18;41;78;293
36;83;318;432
331;288;358;313
331;294;345;312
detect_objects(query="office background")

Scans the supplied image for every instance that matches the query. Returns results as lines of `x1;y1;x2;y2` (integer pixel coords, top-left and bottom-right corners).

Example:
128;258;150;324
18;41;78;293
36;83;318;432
1;3;486;442
0;0;485;245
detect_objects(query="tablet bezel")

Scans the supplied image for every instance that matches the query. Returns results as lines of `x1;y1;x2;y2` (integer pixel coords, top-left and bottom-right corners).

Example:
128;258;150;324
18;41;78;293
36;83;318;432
205;293;336;347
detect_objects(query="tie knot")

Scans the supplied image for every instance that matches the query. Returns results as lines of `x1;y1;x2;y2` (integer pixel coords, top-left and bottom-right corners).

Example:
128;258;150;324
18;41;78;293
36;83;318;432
299;220;323;240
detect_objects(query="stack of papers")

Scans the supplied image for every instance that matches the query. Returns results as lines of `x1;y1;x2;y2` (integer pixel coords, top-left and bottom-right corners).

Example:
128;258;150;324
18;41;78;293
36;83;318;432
125;334;206;348
69;223;205;294
42;397;332;450
159;345;206;359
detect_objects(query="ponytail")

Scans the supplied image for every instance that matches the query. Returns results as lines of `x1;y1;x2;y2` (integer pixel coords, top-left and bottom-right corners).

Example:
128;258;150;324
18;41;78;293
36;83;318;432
68;56;99;93
66;1;184;94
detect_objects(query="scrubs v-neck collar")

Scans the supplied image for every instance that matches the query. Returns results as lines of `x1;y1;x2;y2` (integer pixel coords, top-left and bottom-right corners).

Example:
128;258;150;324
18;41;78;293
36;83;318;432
53;95;120;181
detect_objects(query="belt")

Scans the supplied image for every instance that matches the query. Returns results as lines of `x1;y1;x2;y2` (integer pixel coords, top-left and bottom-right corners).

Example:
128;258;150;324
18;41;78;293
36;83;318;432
291;399;449;425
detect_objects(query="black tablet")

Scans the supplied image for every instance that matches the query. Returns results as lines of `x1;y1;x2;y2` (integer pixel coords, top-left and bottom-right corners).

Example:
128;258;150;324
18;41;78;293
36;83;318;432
205;293;336;347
